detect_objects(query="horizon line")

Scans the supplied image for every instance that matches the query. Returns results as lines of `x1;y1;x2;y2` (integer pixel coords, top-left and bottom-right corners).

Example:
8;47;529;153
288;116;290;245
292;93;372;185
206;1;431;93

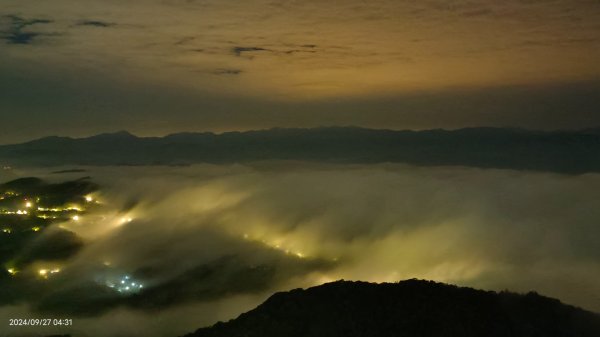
3;125;600;146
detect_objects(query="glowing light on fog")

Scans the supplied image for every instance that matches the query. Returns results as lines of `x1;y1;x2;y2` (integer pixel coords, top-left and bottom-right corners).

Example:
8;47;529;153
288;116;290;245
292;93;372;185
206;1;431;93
25;201;32;208
39;268;61;279
85;196;93;202
255;237;307;259
7;268;17;275
72;215;80;221
37;207;62;212
107;274;144;294
37;215;57;219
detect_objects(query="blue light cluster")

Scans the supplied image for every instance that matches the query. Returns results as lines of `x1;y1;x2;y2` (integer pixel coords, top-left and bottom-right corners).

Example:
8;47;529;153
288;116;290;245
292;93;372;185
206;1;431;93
105;275;144;294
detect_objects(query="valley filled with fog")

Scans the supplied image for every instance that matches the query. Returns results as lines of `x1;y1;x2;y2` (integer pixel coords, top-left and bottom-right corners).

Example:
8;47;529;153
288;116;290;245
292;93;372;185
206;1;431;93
1;163;599;337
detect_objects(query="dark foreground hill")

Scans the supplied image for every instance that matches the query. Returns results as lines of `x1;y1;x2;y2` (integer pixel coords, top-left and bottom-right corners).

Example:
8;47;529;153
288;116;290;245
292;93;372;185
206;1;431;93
183;280;600;337
1;127;600;173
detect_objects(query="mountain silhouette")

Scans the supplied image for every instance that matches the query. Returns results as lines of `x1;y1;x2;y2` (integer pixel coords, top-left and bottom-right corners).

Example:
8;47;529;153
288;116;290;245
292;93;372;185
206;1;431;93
1;127;599;173
183;279;600;337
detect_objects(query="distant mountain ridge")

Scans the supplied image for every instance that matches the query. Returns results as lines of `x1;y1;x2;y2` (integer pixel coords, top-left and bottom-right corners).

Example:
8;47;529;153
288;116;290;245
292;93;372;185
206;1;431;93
1;127;599;173
182;279;600;337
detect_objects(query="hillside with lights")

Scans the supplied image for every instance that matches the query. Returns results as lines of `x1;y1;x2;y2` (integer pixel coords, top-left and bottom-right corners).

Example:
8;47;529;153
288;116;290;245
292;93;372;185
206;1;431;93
0;176;145;306
0;177;98;275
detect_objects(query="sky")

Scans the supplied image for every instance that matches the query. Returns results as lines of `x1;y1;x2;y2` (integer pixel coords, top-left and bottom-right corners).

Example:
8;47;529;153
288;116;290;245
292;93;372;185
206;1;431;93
0;0;599;143
1;164;600;336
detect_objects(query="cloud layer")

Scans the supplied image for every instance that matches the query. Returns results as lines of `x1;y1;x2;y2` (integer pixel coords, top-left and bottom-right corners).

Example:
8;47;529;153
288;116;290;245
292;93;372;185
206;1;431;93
1;163;599;336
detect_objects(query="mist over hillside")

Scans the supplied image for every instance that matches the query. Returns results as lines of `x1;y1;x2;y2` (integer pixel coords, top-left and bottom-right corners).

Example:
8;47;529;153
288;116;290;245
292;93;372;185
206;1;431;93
1;127;599;173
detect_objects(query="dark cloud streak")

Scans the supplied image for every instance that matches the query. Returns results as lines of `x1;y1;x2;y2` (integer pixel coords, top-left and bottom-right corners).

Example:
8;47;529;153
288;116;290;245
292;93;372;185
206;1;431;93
76;20;115;28
1;14;53;44
213;68;242;75
232;46;269;57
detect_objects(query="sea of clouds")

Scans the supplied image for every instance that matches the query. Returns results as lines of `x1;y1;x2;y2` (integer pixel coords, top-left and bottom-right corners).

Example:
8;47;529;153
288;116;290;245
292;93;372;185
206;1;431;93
1;162;599;336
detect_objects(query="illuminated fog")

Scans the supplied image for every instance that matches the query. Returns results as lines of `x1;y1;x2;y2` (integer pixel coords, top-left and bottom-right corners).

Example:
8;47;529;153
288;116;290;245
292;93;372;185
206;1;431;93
2;163;599;336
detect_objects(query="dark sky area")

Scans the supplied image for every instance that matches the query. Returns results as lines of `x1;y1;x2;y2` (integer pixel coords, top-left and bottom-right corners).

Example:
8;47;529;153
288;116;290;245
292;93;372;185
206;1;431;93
0;0;598;144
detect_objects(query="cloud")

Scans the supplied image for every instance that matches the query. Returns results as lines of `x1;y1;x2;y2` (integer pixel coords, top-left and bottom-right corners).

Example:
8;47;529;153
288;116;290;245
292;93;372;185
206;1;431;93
1;163;599;335
174;36;195;45
282;48;317;55
1;14;54;44
232;46;269;57
28;225;334;316
231;44;318;59
213;68;242;75
5;31;39;44
76;20;115;28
